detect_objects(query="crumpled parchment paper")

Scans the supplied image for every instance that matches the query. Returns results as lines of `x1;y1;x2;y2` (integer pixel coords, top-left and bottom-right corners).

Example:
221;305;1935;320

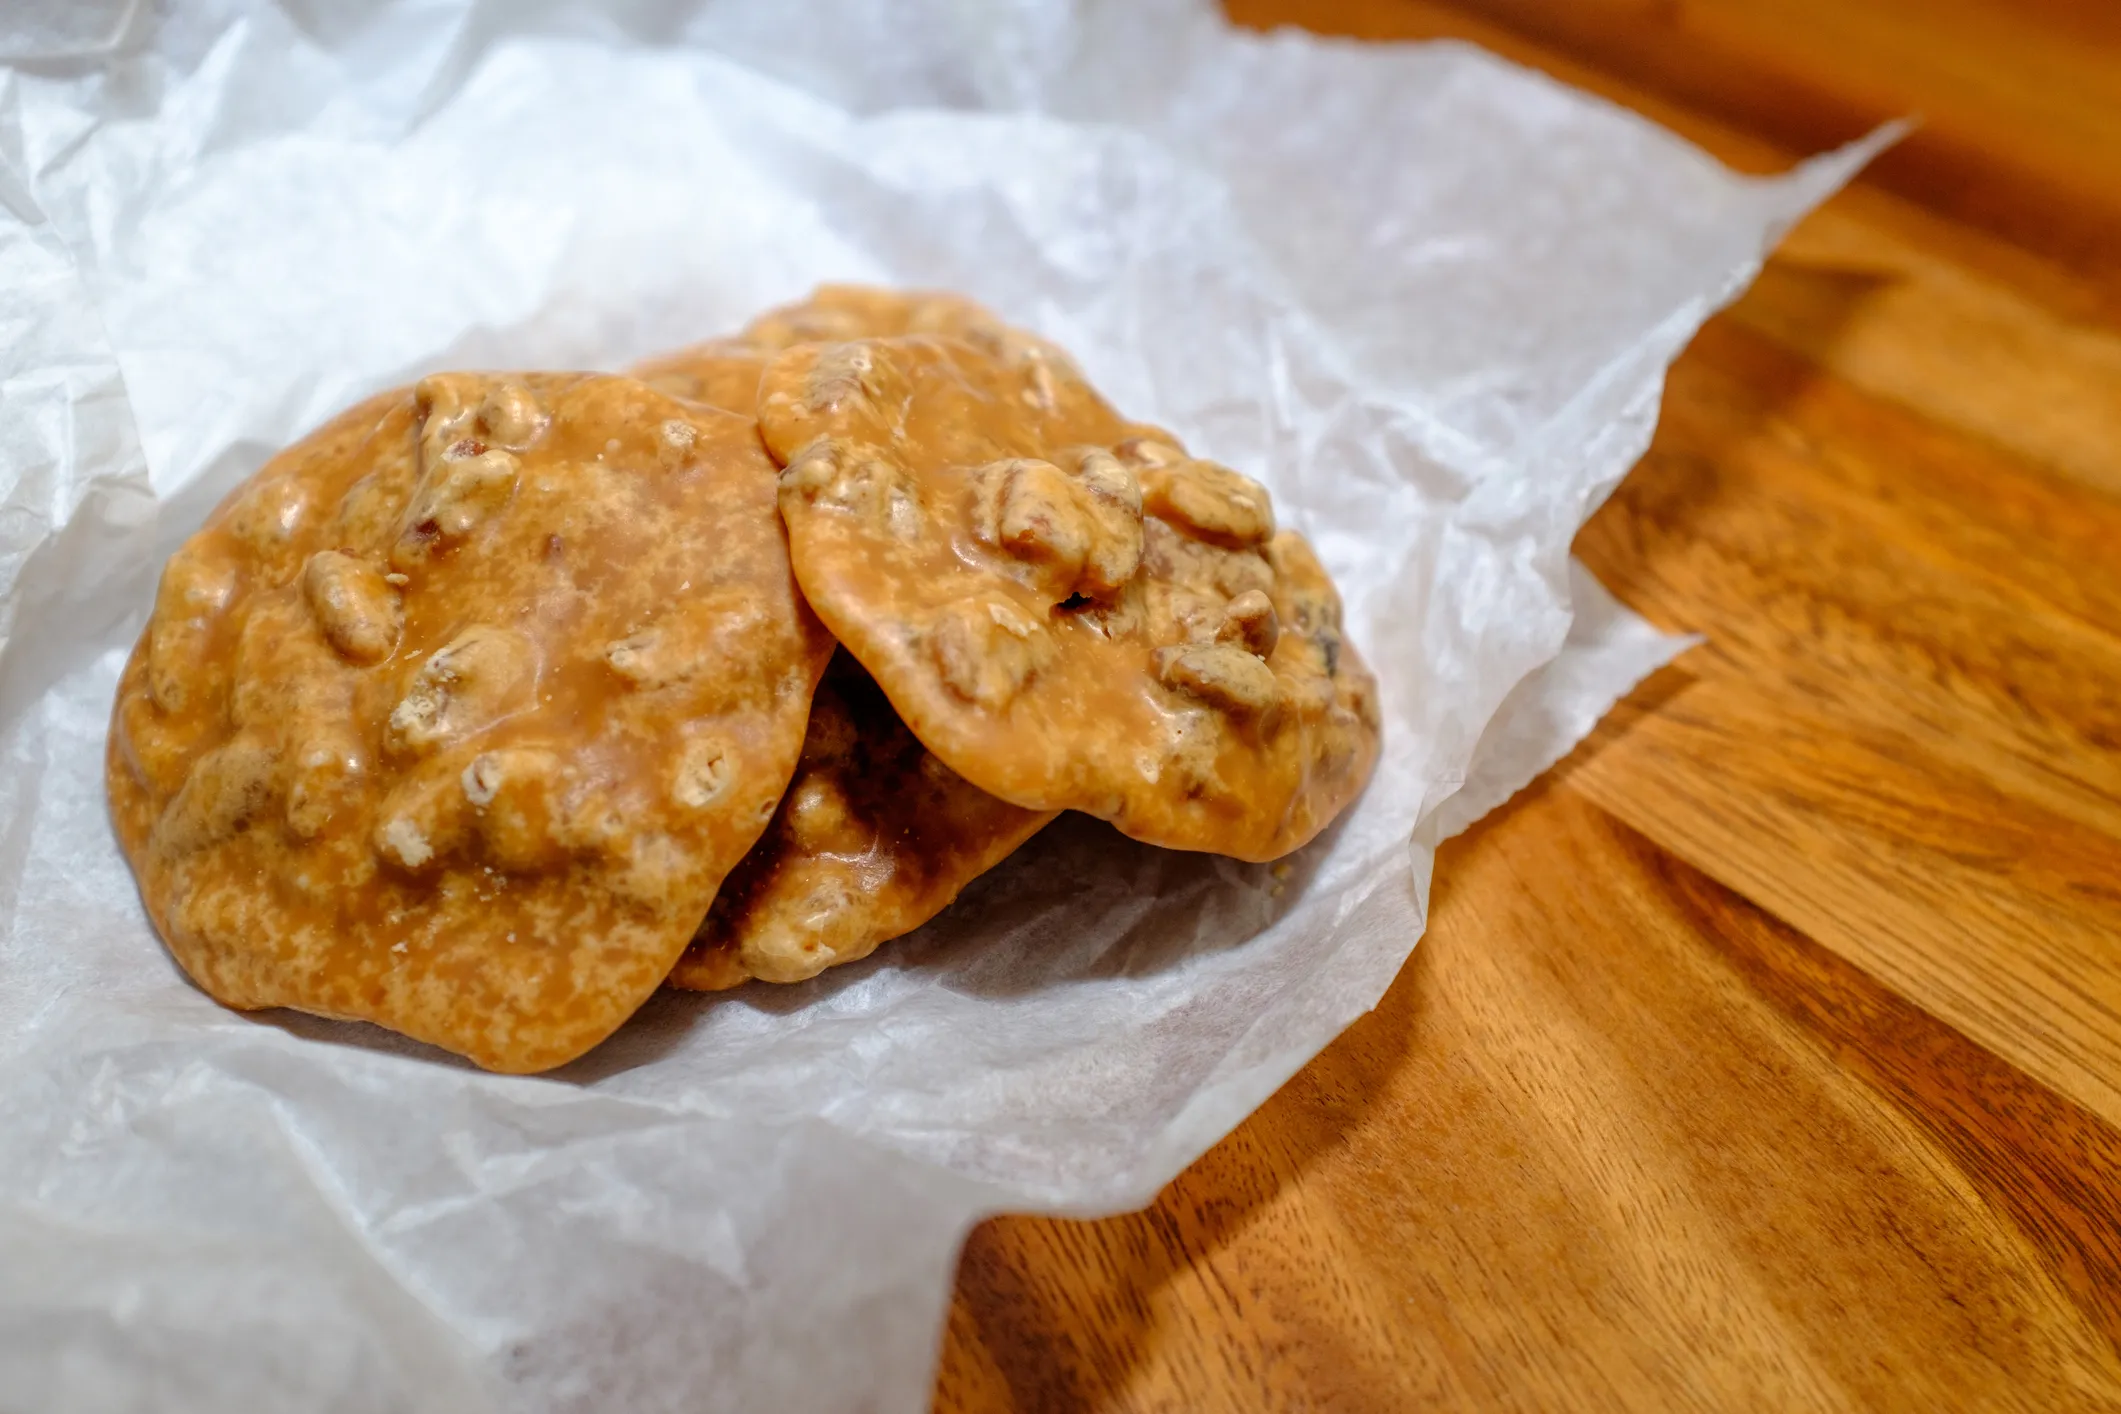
0;1;1885;1408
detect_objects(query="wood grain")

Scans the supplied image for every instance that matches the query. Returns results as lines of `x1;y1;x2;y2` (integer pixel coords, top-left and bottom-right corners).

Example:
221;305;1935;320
1417;0;2121;293
936;2;2121;1408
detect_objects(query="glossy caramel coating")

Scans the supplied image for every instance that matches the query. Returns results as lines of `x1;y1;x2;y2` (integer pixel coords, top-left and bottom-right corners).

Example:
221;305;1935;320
760;335;1382;862
631;285;1035;413
106;373;832;1072
743;284;1033;352
669;653;1055;989
632;337;767;414
639;288;1062;990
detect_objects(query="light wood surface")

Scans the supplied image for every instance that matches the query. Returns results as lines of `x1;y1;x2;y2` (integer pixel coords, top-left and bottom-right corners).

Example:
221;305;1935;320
934;3;2121;1409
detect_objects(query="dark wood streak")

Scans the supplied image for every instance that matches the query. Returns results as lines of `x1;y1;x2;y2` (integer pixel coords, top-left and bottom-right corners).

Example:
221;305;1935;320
1647;833;2121;1354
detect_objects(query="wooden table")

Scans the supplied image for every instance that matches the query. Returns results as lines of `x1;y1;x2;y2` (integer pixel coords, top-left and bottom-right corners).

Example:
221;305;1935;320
933;2;2121;1409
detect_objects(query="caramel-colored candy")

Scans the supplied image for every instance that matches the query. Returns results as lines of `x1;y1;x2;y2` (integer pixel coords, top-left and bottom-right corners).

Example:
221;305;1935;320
759;330;1380;862
631;285;1038;412
638;289;1063;991
632;337;768;413
668;653;1054;990
106;373;832;1072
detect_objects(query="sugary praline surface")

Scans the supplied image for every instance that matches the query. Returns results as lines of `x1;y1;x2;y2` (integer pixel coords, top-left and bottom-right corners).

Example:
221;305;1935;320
107;373;831;1071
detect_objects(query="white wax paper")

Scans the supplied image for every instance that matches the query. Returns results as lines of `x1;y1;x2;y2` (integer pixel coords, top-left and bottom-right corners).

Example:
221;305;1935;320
0;1;1883;1408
